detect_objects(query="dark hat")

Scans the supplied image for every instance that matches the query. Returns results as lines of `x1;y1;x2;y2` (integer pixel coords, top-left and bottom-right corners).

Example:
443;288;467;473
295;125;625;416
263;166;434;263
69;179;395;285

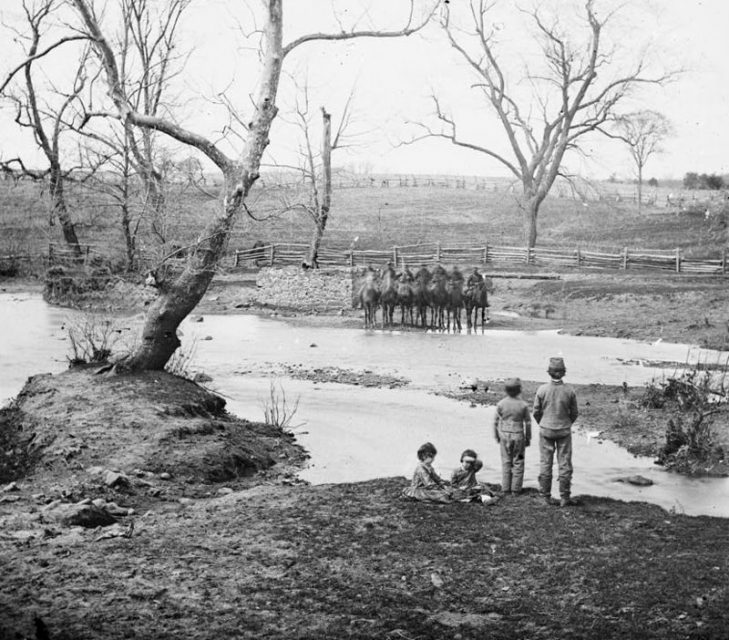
548;357;566;372
460;448;478;462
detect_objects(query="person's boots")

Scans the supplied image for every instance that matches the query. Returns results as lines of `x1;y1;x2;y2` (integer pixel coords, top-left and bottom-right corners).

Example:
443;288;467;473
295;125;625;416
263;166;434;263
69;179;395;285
539;475;555;505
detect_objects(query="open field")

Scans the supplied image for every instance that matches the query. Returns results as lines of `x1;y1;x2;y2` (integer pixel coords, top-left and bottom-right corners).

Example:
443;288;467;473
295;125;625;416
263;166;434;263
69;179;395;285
1;177;726;273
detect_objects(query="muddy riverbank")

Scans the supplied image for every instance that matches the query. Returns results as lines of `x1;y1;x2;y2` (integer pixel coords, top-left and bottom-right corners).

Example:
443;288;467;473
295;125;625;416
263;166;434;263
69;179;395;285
2;272;729;638
1;366;728;640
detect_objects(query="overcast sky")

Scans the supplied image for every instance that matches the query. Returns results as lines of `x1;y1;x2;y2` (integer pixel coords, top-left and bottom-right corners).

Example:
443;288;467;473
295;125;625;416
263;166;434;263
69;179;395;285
1;0;727;181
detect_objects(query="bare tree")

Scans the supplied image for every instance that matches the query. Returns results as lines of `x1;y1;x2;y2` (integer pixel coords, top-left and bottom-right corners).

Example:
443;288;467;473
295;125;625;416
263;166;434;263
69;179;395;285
63;0;193;268
0;0;90;258
601;110;672;214
270;81;359;268
409;0;674;247
116;0;191;241
71;0;436;370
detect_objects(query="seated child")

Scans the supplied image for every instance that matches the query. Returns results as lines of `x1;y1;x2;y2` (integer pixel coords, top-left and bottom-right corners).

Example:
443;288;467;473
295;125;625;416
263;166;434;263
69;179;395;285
451;449;497;503
402;442;453;503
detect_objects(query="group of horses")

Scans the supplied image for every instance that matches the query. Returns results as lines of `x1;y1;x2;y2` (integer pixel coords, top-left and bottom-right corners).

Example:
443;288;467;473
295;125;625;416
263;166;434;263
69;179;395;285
356;264;492;331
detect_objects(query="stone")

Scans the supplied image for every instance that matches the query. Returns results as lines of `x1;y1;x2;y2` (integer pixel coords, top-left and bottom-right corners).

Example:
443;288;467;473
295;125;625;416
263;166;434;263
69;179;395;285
2;481;20;492
616;475;654;486
104;471;130;488
47;503;117;528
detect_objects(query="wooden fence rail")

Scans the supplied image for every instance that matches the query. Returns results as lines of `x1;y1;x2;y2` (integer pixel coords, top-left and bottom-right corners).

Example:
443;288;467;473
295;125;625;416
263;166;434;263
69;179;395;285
8;241;724;277
233;242;729;276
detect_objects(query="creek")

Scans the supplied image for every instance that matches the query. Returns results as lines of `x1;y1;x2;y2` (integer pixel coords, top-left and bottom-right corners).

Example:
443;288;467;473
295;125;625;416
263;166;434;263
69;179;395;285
1;291;728;517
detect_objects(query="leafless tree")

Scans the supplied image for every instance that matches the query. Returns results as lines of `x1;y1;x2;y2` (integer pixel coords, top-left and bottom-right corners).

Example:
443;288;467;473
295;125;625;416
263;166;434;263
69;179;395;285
409;0;674;247
0;0;91;258
62;0;193;268
601;110;672;214
71;0;436;370
116;0;191;240
269;81;359;268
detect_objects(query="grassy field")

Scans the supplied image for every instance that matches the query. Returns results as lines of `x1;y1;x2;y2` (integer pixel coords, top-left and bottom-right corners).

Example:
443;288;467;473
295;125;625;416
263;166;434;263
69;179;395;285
0;176;726;272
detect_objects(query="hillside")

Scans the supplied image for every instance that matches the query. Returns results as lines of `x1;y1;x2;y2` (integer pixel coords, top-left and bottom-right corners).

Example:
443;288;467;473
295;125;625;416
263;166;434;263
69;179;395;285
1;177;726;274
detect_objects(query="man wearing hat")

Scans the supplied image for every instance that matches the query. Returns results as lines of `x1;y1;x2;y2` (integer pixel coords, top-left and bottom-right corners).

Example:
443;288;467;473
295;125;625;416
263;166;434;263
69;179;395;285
532;357;579;507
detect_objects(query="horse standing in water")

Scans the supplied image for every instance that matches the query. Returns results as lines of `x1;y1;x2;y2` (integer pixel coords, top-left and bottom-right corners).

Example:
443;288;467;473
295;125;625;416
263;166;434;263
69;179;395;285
427;271;449;330
446;276;464;332
358;270;380;329
379;264;398;328
396;269;415;327
411;269;430;328
465;277;491;331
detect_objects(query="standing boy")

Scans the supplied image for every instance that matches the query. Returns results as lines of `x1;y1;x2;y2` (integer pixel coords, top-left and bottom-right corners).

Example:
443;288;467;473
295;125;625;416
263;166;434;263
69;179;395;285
493;378;532;496
532;357;579;507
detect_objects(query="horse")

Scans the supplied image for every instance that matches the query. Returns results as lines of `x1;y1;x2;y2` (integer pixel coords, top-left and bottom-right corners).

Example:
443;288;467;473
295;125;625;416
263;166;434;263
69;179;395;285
358;270;380;329
411;269;431;328
379;265;398;328
465;277;492;331
446;276;464;332
396;270;414;327
427;272;449;330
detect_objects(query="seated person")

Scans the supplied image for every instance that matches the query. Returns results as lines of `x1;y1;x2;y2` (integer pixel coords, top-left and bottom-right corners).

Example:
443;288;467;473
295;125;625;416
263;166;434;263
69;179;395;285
402;442;453;503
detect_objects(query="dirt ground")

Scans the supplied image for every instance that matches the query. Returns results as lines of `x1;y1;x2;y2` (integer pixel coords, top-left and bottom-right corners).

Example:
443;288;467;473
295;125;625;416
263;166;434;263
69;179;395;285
1;270;729;639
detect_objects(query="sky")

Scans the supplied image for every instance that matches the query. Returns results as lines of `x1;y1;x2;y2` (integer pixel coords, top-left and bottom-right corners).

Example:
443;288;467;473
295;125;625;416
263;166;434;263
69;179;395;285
1;0;728;181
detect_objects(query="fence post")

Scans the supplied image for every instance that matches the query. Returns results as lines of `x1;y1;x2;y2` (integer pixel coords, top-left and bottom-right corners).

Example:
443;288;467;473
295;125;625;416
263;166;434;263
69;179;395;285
269;244;275;266
436;242;441;263
392;246;398;265
622;247;628;270
575;247;581;268
483;244;489;265
675;247;681;273
234;250;240;267
349;251;354;267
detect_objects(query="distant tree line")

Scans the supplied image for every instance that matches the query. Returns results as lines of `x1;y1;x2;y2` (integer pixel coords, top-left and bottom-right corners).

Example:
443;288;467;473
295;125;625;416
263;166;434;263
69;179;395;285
683;172;725;190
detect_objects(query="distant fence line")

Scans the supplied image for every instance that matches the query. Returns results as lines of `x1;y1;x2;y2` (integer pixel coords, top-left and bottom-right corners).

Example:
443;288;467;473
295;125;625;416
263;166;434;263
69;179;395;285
250;174;726;206
234;242;729;276
3;240;726;277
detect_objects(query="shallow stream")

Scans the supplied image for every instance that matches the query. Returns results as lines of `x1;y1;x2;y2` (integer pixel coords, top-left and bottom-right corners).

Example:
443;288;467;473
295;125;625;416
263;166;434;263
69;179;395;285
1;291;728;517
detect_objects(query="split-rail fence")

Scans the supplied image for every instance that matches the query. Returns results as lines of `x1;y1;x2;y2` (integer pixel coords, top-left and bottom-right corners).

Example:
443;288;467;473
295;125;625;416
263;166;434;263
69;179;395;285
233;242;729;276
4;241;727;276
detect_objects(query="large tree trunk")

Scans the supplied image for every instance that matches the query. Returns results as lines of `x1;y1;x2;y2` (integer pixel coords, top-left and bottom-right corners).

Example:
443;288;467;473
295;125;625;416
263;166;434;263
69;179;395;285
522;192;540;249
123;175;244;370
49;165;82;258
637;163;643;215
306;109;332;268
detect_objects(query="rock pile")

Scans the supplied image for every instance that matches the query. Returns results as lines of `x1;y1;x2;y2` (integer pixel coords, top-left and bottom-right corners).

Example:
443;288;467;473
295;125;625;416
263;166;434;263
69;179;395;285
255;266;355;311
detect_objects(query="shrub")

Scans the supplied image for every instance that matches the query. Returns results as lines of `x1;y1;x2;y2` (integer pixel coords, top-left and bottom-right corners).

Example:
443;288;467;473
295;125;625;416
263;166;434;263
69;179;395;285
646;367;728;473
66;315;127;365
261;380;301;431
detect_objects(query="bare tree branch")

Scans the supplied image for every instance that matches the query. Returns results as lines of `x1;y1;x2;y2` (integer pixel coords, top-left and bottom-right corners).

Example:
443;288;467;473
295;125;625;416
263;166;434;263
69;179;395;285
282;0;437;57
